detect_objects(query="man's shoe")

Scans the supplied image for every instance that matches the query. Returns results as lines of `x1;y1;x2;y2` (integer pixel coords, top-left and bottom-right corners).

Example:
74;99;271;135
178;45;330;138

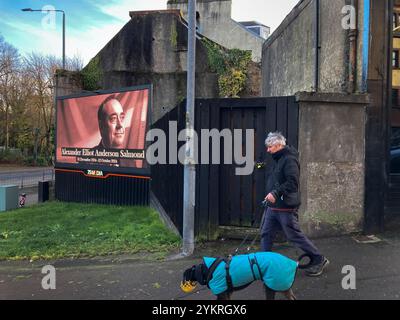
305;257;329;277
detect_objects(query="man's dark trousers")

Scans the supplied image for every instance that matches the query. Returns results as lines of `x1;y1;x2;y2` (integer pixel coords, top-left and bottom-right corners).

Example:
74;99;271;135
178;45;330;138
261;207;323;263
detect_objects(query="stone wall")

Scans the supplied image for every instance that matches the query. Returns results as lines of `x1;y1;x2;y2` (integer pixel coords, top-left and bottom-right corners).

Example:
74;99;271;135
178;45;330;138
55;70;83;97
296;92;368;237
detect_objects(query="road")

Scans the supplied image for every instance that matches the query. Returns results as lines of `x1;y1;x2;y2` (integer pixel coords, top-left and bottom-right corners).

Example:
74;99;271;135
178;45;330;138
0;167;54;187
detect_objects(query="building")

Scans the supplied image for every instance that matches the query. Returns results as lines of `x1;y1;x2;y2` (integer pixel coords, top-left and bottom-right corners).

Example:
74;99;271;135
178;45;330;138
262;0;399;236
238;21;271;39
391;4;400;174
167;0;268;62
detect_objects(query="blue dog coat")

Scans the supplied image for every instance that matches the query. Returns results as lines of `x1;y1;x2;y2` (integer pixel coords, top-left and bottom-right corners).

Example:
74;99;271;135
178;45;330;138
203;252;298;295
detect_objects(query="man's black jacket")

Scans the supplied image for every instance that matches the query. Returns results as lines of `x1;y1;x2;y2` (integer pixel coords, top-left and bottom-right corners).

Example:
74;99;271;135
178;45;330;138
266;146;301;209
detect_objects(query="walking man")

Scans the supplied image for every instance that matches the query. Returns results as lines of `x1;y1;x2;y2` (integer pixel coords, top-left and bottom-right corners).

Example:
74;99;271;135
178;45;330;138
261;132;329;277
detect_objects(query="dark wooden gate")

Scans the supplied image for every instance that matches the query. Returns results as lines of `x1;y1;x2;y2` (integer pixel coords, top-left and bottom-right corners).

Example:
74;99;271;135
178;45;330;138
151;96;299;239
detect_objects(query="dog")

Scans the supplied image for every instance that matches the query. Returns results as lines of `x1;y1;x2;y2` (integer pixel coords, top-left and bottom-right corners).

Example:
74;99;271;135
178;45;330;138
181;251;312;300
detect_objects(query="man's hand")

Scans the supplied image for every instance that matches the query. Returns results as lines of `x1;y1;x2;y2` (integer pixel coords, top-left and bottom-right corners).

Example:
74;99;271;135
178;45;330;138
265;193;276;204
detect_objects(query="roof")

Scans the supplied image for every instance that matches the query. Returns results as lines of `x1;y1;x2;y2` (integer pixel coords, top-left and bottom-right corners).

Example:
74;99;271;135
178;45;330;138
239;21;270;29
129;9;182;18
167;0;231;4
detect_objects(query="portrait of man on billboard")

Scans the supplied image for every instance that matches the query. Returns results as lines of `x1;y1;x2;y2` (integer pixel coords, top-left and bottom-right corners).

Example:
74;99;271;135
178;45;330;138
96;95;126;149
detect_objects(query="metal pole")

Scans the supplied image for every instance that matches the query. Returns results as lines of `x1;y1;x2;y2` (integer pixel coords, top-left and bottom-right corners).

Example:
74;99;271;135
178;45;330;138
62;11;65;69
21;9;66;69
182;0;196;256
361;0;370;92
347;0;358;94
314;0;320;92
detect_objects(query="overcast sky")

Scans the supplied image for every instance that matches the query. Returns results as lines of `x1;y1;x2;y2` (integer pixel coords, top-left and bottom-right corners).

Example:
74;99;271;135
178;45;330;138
0;0;299;65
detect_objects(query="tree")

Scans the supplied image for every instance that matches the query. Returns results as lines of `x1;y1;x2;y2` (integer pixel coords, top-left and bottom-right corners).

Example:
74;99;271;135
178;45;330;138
0;35;84;164
22;53;83;161
23;53;58;160
0;36;20;149
67;54;84;71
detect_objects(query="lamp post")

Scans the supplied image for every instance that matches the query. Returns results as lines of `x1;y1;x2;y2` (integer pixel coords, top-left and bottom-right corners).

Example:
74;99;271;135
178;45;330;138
21;8;65;69
182;0;196;257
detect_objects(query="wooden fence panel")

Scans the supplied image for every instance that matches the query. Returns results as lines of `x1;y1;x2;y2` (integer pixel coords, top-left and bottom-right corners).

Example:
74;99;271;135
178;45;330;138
151;97;298;239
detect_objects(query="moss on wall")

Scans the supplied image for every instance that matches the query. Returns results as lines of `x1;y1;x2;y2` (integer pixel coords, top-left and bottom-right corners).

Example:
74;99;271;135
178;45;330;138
170;23;178;48
303;211;363;236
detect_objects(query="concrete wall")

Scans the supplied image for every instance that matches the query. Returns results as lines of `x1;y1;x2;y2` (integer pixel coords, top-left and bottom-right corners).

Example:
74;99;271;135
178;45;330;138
167;0;264;62
262;0;350;96
55;71;82;97
91;10;218;123
296;92;368;237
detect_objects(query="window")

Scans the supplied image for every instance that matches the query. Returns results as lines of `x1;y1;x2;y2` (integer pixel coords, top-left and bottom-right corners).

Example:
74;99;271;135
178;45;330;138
394;9;400;31
393;50;400;69
392;89;400;107
390;127;400;173
247;26;261;37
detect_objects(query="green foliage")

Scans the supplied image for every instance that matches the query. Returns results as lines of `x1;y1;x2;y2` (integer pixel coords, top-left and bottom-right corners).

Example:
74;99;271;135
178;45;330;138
202;39;252;98
0;149;24;164
202;39;227;75
219;69;247;99
0;202;181;260
23;155;50;167
81;56;103;91
0;149;52;167
15;131;32;151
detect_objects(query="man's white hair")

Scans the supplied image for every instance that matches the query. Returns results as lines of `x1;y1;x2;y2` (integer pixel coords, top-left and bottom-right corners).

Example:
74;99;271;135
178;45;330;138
265;132;286;147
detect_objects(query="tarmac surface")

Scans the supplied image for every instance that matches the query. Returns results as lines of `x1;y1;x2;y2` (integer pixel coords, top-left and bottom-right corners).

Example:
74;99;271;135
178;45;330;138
1;230;400;300
0;166;53;187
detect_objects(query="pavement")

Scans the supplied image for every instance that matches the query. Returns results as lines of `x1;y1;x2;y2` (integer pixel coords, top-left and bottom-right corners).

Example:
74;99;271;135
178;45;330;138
1;230;400;300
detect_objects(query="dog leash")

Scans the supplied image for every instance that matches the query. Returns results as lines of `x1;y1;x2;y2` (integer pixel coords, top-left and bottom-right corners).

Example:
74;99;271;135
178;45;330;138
233;200;269;256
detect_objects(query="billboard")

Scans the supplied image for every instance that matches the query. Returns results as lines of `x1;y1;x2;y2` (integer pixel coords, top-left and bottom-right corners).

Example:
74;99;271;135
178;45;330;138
56;86;151;175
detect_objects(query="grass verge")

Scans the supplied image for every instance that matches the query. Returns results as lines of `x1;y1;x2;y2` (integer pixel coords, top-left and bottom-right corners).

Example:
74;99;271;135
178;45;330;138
0;201;181;261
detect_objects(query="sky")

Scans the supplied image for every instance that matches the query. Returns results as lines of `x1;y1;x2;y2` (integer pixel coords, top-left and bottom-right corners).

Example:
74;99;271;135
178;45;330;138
0;0;299;66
